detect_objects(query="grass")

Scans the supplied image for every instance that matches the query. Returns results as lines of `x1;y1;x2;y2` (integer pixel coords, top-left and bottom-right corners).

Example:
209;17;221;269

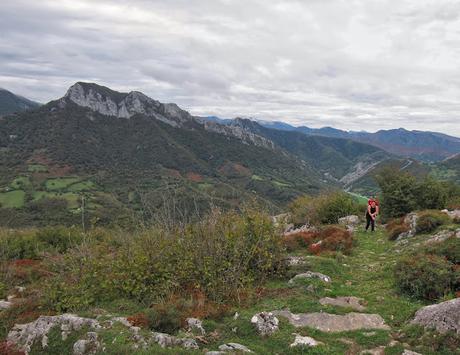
33;191;81;209
10;176;31;190
197;227;446;354
4;225;459;354
45;177;81;191
27;164;48;173
0;190;25;208
67;180;96;192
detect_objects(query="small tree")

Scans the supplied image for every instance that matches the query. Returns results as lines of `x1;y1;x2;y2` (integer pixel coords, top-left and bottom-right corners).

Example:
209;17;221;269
374;167;417;218
415;176;447;210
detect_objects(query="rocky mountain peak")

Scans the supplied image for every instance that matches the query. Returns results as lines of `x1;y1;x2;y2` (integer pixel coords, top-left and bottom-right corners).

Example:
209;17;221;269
62;82;194;127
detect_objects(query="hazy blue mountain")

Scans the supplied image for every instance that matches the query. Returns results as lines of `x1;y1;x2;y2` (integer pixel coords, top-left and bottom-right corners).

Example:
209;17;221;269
0;88;40;116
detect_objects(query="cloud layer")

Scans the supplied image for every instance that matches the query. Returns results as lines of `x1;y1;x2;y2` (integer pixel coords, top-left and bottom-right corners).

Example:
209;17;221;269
1;0;460;135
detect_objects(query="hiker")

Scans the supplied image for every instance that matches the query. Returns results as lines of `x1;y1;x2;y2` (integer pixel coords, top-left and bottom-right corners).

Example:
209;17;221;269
365;200;378;232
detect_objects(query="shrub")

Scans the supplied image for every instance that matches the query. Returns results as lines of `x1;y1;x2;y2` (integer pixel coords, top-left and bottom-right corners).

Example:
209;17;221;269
319;226;353;254
44;208;287;311
394;254;455;301
35;227;83;253
288;192;361;226
423;236;460;264
282;231;318;252
415;210;450;234
385;218;409;241
0;231;41;260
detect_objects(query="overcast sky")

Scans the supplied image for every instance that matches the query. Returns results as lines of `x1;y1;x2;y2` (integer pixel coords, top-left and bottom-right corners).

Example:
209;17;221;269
1;0;460;135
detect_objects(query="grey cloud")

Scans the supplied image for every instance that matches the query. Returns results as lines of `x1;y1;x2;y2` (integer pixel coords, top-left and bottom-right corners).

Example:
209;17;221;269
0;0;460;136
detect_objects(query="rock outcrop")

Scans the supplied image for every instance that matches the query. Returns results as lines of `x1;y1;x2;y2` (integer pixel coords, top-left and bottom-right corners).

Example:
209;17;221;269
338;215;360;232
290;334;323;347
288;271;331;284
73;332;101;355
186;317;205;335
396;213;418;240
7;314;101;354
411;298;460;334
273;310;390;332
250;312;279;336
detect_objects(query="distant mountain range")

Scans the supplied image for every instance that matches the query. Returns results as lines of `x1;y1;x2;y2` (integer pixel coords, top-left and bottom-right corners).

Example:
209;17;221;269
204;117;460;162
0;88;40;116
1;82;458;226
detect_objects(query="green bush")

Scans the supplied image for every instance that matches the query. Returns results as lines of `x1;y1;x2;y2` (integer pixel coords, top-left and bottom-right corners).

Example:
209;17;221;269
288;191;361;226
416;176;448;210
0;231;41;260
35;227;83;253
44;208;287;311
423;236;460;264
415;210;450;234
394;254;455;301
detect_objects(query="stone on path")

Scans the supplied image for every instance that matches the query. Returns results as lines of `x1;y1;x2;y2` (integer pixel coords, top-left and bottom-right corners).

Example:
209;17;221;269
273;310;390;332
402;350;423;355
250;312;279;336
288;271;331;284
360;346;385;355
319;296;367;311
411;298;460;334
290;334;323;347
218;343;253;352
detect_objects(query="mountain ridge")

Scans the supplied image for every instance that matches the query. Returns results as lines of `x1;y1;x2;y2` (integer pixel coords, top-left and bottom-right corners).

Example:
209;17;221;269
0;88;41;116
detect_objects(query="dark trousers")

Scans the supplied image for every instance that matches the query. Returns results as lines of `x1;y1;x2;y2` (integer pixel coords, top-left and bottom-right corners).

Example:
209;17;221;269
366;213;375;231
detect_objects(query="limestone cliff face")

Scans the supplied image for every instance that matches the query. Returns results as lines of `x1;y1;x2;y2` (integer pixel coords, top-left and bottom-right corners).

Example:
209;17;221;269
61;82;275;149
63;82;194;127
203;120;275;150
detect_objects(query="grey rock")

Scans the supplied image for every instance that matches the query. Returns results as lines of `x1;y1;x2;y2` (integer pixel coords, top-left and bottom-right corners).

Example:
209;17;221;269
151;332;198;349
283;224;317;237
289;271;331;284
339;215;360;231
250;312;279;336
186;317;205;335
319;296;367;311
218;342;253;352
411;298;460;334
7;314;101;354
0;300;12;310
396;213;418;240
442;209;460;220
402;350;423;355
360;346;385;355
424;229;459;244
290;334;323;347
273;310;390;332
73;332;101;355
286;255;308;266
